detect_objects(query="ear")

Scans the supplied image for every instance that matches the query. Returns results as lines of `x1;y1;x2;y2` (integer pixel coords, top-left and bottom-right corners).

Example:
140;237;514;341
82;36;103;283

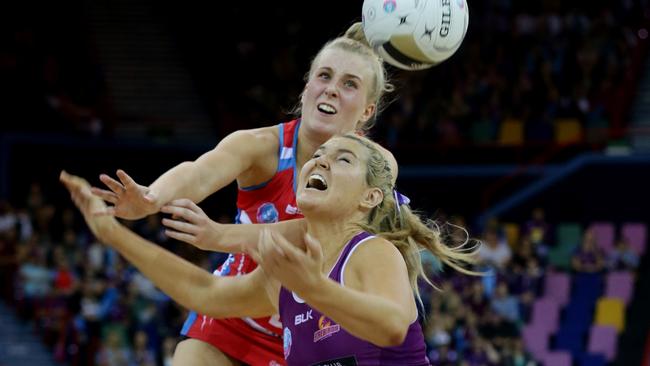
359;187;383;210
359;103;376;123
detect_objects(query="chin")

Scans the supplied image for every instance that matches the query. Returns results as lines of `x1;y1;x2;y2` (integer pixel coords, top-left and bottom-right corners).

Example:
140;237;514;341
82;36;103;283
296;195;329;216
308;116;348;135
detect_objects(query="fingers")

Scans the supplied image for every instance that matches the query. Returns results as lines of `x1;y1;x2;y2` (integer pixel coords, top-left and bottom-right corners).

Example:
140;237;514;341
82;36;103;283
248;243;263;265
61;173;90;212
60;171;90;197
160;204;200;223
99;174;125;194
164;229;196;245
167;199;202;213
91;187;118;204
269;230;303;263
116;169;139;191
161;218;198;235
258;229;284;272
92;207;116;217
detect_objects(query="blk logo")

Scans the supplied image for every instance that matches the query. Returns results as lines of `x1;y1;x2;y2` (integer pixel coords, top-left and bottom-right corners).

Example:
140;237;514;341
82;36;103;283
295;309;313;325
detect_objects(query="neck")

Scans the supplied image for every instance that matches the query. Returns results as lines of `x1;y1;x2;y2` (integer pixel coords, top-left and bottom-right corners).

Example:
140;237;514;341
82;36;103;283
305;213;365;272
295;119;334;169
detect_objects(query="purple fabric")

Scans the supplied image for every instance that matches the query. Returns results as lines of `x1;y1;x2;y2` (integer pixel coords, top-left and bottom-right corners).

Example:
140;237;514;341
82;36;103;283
278;231;430;365
587;325;618;361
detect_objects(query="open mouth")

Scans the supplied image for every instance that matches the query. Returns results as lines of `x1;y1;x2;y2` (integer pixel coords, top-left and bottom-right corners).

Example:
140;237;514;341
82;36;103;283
317;103;337;115
306;173;328;191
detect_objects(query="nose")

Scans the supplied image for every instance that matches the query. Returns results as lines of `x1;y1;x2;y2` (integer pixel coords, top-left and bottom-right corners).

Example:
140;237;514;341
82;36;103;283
324;84;338;98
315;155;330;169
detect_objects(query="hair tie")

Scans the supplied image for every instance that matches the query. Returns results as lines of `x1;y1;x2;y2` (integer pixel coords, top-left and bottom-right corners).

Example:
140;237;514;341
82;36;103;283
393;189;411;215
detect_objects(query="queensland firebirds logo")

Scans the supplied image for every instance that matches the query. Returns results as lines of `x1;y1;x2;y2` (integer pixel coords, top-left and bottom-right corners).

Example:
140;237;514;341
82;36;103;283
313;315;341;342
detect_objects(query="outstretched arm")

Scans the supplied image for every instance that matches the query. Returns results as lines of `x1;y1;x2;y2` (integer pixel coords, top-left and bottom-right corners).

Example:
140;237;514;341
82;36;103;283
160;198;307;253
61;171;277;318
91;128;276;220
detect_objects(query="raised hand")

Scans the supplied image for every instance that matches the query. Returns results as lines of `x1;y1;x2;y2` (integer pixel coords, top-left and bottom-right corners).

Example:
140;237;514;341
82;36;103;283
91;169;159;220
161;199;222;250
250;228;324;296
60;171;118;241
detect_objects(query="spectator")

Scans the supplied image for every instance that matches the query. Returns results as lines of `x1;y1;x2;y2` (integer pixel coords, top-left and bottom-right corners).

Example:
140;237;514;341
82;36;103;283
96;328;131;366
131;330;156;366
502;338;537;366
161;336;177;366
491;281;521;324
16;249;51;319
572;229;606;273
428;344;459;366
608;237;640;271
524;208;550;248
478;228;512;269
463;337;500;366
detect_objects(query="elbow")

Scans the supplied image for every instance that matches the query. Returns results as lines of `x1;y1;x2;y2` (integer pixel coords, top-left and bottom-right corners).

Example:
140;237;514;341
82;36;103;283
376;321;409;347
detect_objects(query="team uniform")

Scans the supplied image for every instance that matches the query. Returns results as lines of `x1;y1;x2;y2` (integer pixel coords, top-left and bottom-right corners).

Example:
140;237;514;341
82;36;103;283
181;119;303;366
279;231;430;366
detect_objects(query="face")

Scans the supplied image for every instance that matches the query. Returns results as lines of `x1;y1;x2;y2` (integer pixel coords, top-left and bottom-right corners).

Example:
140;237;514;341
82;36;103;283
296;136;380;218
301;48;376;139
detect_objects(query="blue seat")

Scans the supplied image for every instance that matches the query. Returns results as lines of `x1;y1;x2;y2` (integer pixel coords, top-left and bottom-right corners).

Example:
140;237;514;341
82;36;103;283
554;325;586;357
572;273;603;303
563;302;594;332
579;353;606;366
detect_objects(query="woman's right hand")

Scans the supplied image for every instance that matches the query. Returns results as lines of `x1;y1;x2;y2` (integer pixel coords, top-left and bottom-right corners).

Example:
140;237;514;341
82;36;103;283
90;169;160;220
60;171;119;242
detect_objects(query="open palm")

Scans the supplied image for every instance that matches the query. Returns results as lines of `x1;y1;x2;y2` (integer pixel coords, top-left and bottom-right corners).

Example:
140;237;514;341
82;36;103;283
90;169;159;220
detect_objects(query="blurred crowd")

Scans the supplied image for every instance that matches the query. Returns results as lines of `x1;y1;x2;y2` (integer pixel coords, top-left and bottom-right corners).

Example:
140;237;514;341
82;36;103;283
0;184;228;366
2;1;648;151
417;209;639;366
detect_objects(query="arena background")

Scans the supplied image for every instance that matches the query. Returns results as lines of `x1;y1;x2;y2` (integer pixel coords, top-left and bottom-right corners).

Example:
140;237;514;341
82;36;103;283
1;0;649;365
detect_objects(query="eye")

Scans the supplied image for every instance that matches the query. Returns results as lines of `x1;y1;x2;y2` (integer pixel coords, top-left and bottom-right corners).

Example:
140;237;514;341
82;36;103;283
338;156;351;163
344;80;358;89
318;72;331;80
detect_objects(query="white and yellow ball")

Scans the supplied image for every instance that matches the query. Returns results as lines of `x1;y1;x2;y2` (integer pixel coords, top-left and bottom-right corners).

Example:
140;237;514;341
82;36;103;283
362;0;469;70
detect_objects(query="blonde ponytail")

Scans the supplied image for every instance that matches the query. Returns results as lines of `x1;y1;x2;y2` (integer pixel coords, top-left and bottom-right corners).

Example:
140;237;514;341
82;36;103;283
343;22;372;48
342;134;481;304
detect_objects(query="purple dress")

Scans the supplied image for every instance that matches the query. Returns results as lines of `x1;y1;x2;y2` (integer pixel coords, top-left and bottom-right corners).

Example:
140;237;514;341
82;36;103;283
279;231;430;365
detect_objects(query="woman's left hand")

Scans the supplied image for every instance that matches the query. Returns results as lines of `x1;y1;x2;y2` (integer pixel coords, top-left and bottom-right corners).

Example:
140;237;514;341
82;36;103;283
161;199;223;251
250;228;325;296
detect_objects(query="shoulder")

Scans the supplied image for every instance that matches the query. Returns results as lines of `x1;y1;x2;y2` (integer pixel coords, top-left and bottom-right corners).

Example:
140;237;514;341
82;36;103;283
226;125;280;149
345;236;408;279
352;235;402;259
216;125;281;165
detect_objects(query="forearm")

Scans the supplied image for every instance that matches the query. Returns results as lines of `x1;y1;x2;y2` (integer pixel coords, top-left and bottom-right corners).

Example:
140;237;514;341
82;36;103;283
302;278;411;347
211;219;307;253
149;162;212;205
102;223;270;318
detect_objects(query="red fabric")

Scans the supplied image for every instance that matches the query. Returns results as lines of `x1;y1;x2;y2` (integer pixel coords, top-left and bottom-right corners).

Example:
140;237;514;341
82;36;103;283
184;317;285;366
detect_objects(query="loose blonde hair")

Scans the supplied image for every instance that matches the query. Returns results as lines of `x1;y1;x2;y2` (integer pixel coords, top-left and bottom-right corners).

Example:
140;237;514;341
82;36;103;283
341;134;480;303
291;22;394;133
